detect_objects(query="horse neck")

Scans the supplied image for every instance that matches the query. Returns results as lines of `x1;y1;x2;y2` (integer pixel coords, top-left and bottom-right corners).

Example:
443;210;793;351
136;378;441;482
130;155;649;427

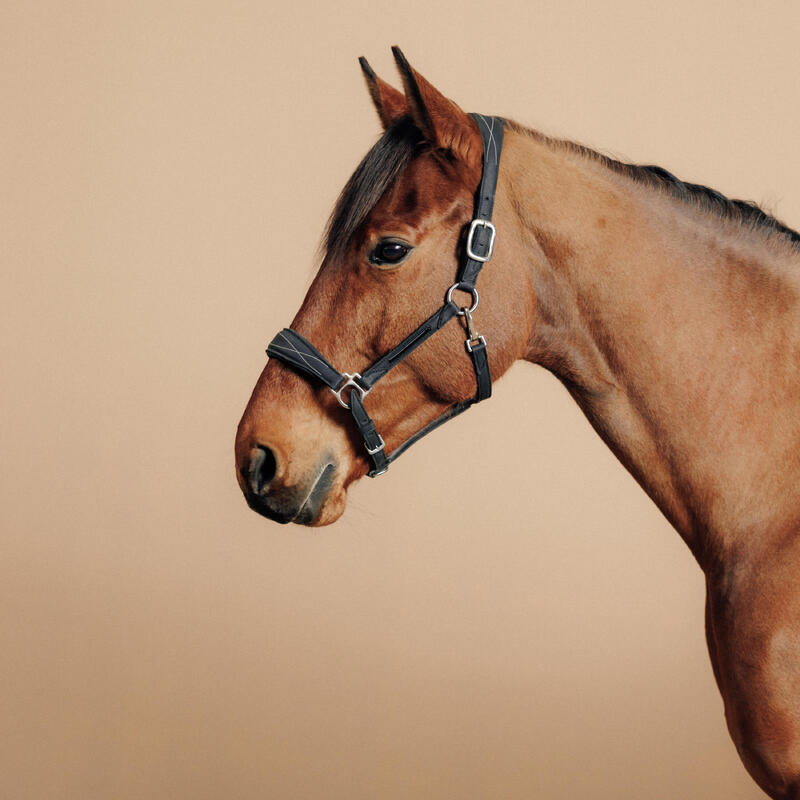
499;128;800;569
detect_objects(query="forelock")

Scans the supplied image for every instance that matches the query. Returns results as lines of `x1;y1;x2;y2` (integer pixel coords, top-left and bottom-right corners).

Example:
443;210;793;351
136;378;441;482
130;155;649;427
324;116;424;258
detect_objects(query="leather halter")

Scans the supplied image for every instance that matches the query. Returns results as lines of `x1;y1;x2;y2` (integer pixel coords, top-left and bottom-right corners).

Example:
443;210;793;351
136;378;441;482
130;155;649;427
266;114;504;477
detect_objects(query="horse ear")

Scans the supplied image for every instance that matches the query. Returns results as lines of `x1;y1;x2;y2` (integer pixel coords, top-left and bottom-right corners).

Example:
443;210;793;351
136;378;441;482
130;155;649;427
391;46;482;168
359;57;407;129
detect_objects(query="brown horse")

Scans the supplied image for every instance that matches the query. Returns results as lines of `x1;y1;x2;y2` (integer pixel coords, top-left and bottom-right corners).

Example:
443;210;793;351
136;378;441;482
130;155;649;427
235;48;800;798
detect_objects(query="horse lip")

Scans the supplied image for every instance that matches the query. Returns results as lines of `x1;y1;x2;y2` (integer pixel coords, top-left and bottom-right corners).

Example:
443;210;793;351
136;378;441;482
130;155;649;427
245;492;292;524
292;462;336;524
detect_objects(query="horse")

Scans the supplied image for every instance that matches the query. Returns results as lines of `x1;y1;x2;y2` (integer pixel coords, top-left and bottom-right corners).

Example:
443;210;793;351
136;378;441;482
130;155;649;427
235;47;800;798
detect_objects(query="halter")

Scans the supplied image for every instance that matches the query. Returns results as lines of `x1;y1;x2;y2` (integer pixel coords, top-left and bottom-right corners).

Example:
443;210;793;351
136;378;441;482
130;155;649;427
266;114;504;477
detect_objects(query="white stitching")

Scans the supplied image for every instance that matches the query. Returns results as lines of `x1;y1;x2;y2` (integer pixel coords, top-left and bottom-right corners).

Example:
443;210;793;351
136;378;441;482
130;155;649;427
474;114;498;165
270;333;329;379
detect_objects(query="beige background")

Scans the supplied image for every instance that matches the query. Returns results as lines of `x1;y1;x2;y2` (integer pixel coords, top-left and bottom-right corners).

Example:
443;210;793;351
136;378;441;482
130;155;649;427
3;1;798;798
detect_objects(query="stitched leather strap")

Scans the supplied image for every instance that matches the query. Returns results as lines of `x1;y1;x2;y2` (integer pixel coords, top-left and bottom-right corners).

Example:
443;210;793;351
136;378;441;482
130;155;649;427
468;340;492;401
349;392;388;476
360;303;459;388
267;328;344;389
382;400;473;469
459;113;504;287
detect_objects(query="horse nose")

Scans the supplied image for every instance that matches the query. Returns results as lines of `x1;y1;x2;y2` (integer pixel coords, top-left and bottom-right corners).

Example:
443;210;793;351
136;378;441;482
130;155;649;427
239;442;338;525
248;444;278;496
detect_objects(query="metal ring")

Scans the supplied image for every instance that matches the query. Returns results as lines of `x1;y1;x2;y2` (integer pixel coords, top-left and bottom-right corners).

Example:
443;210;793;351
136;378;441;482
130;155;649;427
446;282;479;316
331;373;370;409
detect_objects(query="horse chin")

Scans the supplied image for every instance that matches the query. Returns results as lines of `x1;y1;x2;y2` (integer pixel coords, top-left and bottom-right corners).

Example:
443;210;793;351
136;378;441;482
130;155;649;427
304;486;347;526
288;461;347;527
240;455;348;527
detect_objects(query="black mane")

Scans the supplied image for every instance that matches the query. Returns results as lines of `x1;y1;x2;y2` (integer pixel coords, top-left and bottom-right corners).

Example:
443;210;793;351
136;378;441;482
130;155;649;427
324;116;423;258
506;119;800;247
617;163;800;246
326;116;800;258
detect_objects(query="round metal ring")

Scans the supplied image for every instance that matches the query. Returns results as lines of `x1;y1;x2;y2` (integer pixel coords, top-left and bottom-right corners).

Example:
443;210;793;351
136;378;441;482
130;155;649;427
446;282;479;315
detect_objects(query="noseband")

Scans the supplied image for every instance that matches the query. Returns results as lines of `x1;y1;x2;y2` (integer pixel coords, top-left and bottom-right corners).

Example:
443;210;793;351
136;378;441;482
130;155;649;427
266;114;504;477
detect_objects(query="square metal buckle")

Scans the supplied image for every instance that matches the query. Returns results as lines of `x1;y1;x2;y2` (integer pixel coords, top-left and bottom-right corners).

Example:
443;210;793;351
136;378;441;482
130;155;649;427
465;335;487;353
466;219;497;262
365;435;385;456
331;373;370;409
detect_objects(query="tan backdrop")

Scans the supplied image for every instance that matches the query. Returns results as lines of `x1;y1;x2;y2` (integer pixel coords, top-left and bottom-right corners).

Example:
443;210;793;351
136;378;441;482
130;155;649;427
4;2;798;798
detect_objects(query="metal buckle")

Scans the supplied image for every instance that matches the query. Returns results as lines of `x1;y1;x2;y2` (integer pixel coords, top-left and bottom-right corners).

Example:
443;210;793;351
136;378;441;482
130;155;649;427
466;219;496;262
465;335;486;353
365;434;385;455
462;307;486;352
331;372;370;409
446;282;479;316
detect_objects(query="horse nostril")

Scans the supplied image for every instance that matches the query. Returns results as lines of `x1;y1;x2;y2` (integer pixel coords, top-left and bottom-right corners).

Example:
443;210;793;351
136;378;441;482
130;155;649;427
249;445;277;495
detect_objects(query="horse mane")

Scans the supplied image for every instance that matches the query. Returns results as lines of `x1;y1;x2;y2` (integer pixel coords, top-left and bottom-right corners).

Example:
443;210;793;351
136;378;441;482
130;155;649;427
325;116;423;258
326;115;800;259
506;120;800;248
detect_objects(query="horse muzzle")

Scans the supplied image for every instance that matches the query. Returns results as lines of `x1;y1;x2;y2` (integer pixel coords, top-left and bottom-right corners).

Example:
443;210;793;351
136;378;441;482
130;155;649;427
238;442;344;526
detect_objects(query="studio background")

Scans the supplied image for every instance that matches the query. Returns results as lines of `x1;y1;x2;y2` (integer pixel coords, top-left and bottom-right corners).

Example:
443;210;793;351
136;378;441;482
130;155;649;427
4;2;798;798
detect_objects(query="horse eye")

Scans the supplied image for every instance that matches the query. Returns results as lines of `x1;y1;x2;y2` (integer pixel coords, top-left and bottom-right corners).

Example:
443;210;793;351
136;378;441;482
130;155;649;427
369;240;412;266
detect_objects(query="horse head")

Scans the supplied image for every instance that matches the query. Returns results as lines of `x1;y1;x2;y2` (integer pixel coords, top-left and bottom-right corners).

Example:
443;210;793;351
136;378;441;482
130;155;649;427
235;48;532;525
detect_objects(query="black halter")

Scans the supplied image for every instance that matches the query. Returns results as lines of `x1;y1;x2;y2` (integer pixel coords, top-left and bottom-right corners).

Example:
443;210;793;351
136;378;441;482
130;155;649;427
266;114;504;477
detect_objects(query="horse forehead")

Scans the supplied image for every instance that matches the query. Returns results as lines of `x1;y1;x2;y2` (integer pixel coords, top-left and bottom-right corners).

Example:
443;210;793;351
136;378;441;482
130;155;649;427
374;155;471;223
